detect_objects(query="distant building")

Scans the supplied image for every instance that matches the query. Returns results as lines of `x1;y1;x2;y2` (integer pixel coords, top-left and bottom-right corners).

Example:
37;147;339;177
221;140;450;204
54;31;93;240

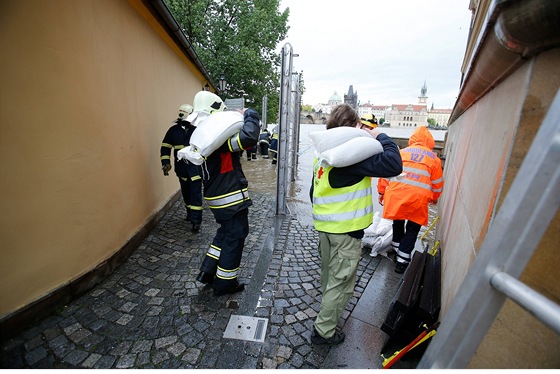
388;103;428;128
327;91;342;107
358;102;391;123
387;84;429;128
314;83;449;128
344;85;358;110
427;104;452;127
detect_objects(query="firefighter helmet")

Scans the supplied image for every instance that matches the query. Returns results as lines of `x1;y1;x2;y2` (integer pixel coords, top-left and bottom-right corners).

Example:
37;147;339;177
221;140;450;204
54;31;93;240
178;104;193;118
186;91;227;123
360;113;378;128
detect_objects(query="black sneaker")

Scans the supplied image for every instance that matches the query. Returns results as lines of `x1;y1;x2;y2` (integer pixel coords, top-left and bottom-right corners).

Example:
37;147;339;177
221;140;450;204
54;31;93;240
311;327;345;345
213;282;245;297
395;262;408;274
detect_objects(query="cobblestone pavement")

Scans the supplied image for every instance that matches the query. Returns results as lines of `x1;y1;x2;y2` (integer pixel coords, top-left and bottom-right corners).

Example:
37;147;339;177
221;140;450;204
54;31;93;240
1;148;432;369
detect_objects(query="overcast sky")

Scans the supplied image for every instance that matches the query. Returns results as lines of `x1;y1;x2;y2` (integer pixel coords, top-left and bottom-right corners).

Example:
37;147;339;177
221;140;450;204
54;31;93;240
278;0;473;109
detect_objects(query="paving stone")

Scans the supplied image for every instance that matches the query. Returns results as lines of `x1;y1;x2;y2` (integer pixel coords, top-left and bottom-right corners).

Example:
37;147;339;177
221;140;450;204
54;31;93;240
23;335;43;352
81;353;102;368
110;341;132;356
93;355;116;369
24;346;47;366
62;349;88;366
115;314;134;325
135;351;151;366
181;347;201;365
167;342;187;357
155;336;177;349
69;328;92;343
115;354;137;368
131;340;153;353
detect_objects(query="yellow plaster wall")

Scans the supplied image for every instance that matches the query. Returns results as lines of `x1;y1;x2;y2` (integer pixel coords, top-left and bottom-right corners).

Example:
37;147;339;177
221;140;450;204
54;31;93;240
0;0;204;317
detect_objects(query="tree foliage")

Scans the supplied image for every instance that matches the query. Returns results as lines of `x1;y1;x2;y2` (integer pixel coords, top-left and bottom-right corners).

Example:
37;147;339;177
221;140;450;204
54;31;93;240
164;0;290;123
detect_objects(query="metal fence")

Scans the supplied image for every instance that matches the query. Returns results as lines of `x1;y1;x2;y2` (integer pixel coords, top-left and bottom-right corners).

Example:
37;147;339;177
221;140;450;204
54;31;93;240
275;43;301;215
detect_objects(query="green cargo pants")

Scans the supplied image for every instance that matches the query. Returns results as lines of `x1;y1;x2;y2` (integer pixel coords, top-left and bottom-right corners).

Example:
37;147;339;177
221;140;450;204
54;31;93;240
314;231;361;338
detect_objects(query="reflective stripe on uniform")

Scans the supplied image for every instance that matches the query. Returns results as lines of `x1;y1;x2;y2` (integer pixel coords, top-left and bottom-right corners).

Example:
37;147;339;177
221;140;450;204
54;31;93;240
396;248;412;261
228;134;244;152
399;178;432;192
313;205;373;223
404;165;430;178
313;187;371;205
216;266;239;280
205;189;249;208
206;244;221;260
161;143;172;149
191;175;201;181
187;205;203;211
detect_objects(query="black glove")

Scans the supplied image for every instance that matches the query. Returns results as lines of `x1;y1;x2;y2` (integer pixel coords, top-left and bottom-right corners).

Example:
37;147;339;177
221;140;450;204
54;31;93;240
162;164;171;176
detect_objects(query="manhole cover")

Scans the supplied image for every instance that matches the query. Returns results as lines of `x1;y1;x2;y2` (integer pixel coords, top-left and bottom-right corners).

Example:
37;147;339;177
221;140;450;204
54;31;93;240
223;315;268;343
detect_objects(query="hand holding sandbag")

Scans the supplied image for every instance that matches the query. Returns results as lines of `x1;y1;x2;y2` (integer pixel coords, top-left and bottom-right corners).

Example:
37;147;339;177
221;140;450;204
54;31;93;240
362;126;382;139
177;146;204;165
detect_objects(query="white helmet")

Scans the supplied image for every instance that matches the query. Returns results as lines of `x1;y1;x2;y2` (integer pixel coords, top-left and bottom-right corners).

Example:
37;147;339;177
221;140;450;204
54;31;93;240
178;104;193;118
186;91;226;123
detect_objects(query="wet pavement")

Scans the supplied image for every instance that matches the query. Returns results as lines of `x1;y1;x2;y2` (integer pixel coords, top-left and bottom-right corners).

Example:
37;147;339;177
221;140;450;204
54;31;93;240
0;124;431;369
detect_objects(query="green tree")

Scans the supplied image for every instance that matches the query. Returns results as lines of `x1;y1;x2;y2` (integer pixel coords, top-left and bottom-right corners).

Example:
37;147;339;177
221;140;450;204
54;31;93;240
427;118;437;128
164;0;289;123
301;104;312;112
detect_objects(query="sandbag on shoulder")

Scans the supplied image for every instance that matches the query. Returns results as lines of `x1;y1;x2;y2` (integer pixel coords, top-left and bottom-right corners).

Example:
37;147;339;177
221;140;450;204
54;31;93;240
177;111;244;165
309;127;383;167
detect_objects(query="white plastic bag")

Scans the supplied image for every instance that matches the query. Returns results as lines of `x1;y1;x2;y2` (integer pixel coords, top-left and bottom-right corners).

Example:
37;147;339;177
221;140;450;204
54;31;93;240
369;229;393;257
362;211;393;257
375;217;392;236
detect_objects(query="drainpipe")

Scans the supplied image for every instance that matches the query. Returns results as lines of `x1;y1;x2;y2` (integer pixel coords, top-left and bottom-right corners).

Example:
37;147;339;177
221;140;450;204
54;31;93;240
143;0;217;91
450;0;560;124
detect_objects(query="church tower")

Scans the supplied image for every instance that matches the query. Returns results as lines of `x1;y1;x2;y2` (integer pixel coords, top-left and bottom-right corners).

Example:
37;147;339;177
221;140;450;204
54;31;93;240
418;81;428;105
344;85;358;110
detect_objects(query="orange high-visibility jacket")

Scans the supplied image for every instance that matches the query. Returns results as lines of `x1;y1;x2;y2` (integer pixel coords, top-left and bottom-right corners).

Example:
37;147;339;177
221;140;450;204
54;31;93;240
377;126;443;226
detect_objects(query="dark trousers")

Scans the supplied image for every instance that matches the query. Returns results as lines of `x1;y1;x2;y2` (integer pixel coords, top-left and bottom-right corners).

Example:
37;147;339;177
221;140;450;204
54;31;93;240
259;142;269;156
179;176;202;224
200;209;249;291
246;148;257;160
392;219;422;264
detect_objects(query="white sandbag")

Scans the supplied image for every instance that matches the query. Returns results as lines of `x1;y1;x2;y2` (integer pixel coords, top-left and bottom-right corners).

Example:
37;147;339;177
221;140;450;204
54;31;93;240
321;137;383;167
177;111;244;165
309;127;371;154
309;127;383;167
369;229;393;257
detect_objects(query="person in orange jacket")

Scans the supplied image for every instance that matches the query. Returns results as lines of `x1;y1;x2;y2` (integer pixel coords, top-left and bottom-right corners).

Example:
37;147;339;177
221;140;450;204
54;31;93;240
377;126;444;274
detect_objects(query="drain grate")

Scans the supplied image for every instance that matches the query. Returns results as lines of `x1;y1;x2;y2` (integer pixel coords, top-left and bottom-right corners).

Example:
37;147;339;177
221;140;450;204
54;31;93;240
223;315;268;343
